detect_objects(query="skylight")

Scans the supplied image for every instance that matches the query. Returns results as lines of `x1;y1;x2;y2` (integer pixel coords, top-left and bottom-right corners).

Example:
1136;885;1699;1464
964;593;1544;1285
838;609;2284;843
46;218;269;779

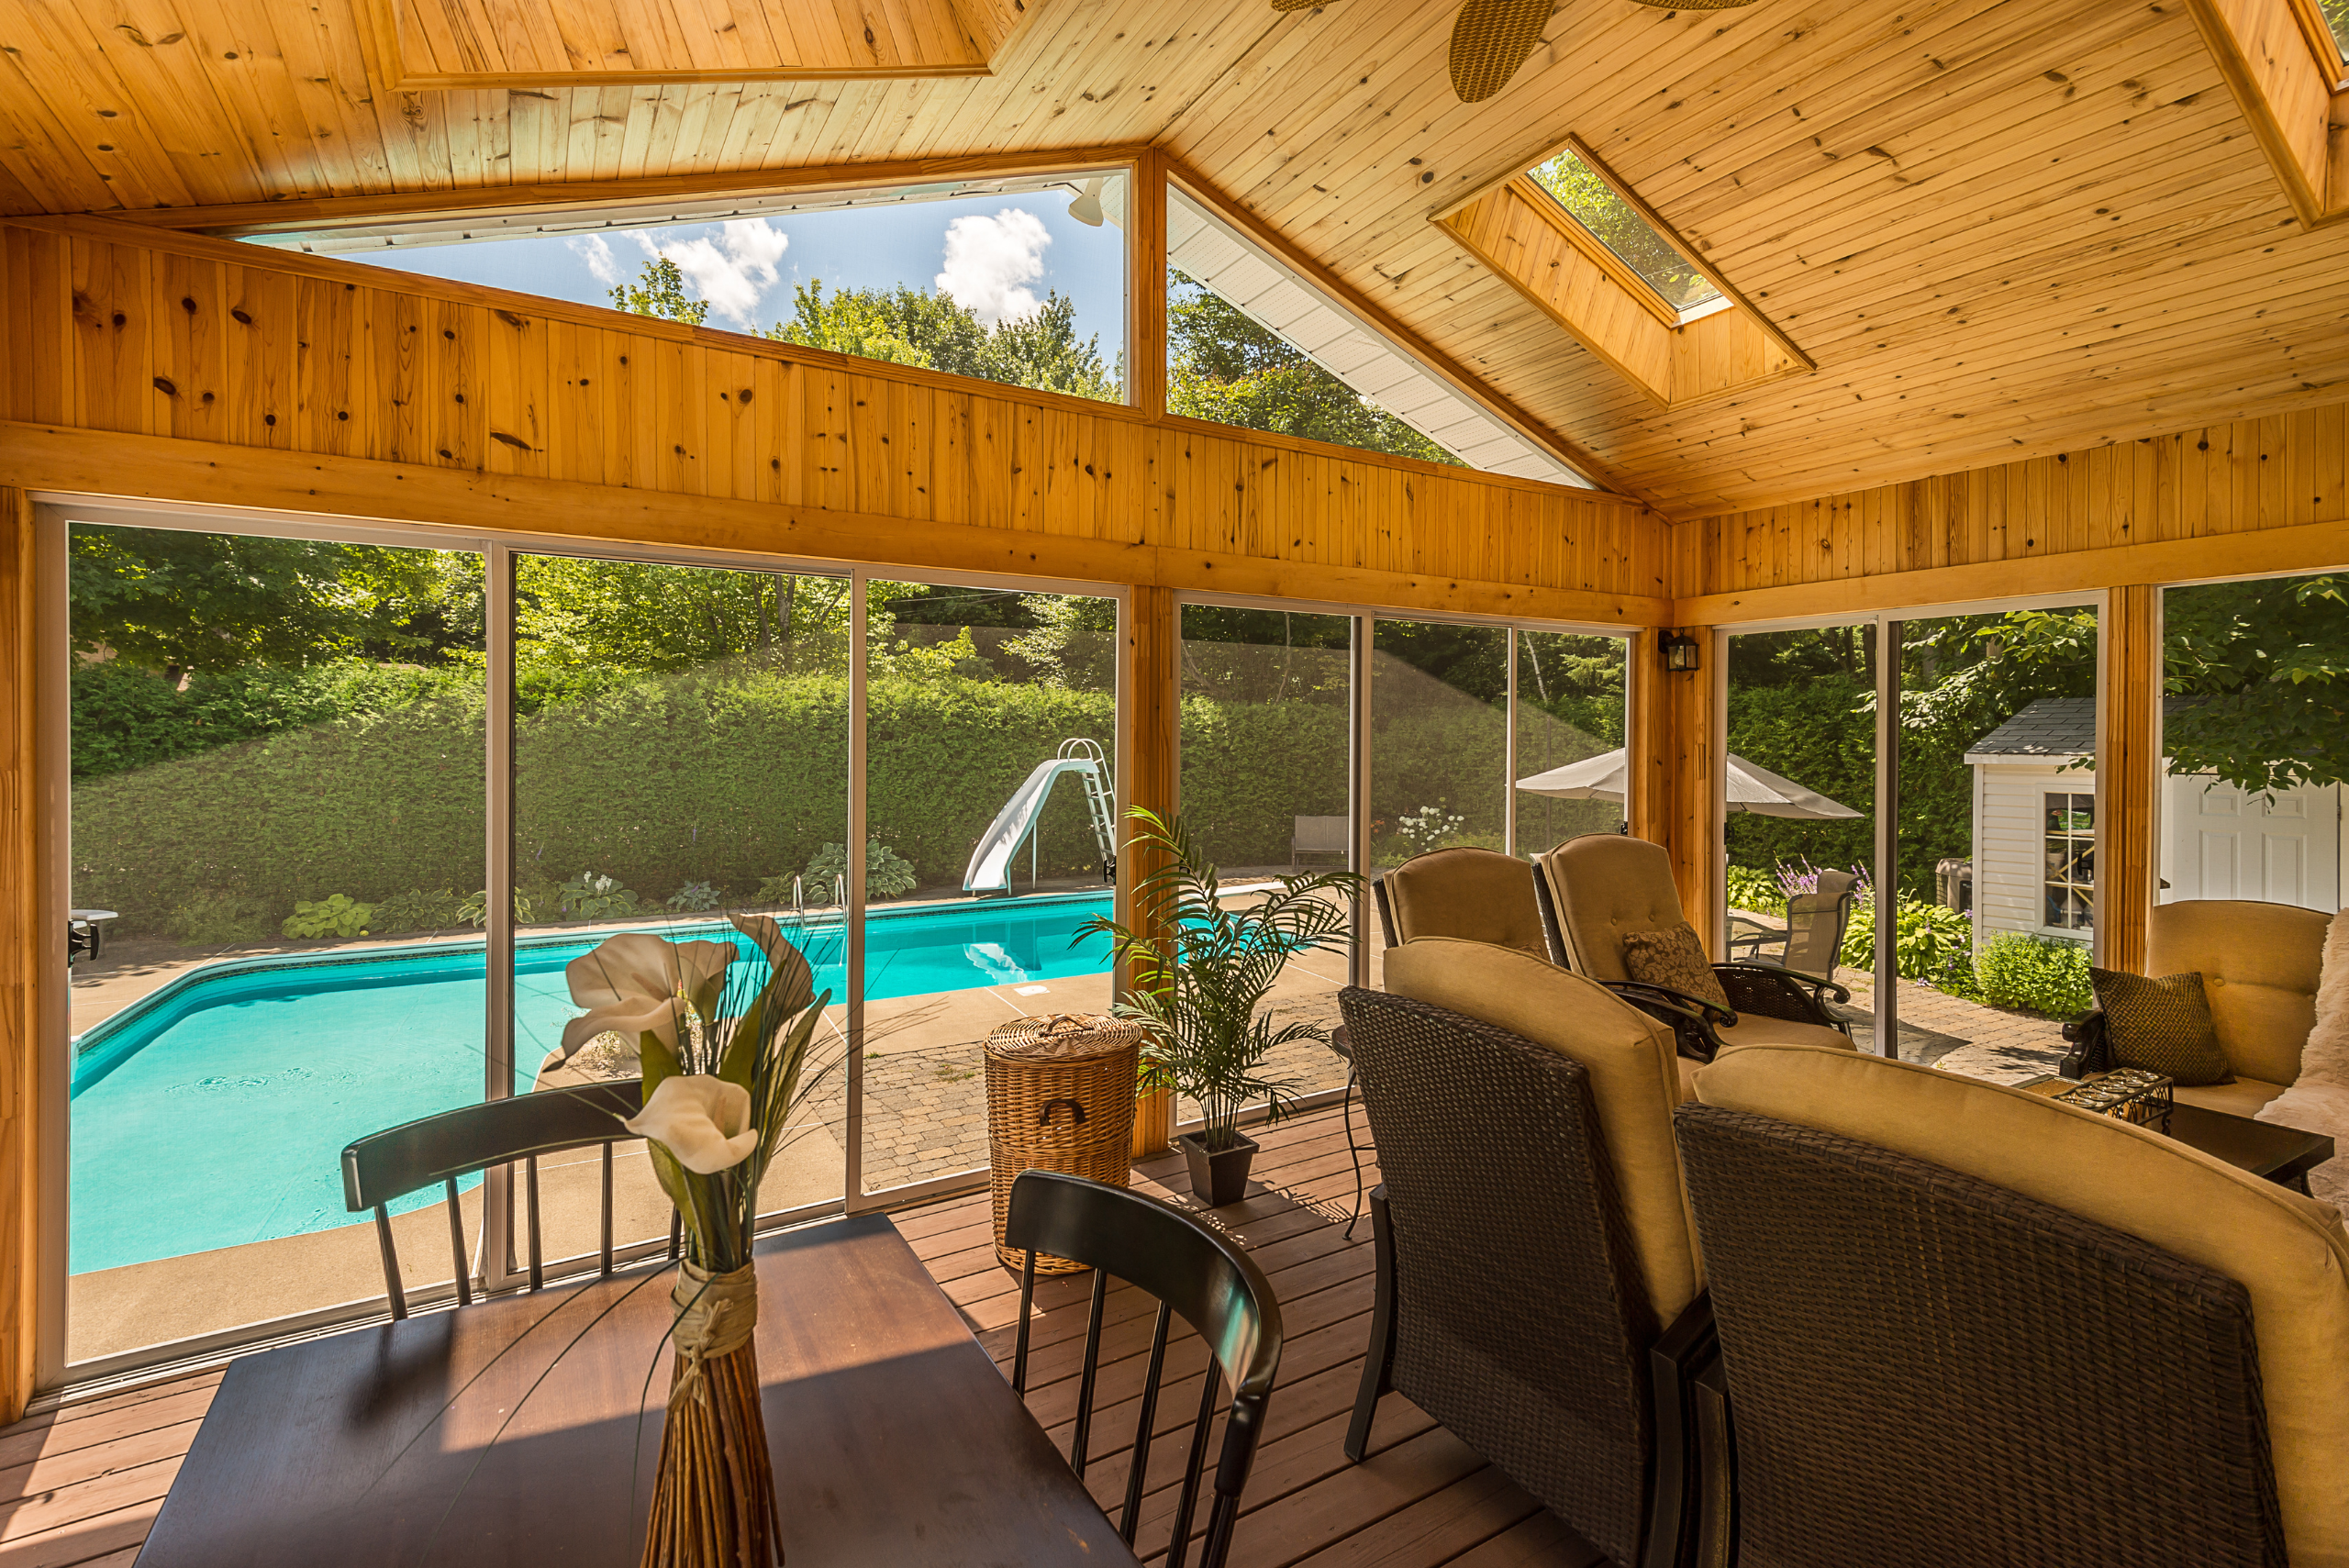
2324;0;2349;56
1528;150;1721;316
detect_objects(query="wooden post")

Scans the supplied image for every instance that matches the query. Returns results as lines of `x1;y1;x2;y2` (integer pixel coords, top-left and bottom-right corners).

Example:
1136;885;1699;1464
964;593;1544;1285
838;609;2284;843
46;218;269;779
0;489;40;1422
2101;584;2163;974
1126;150;1168;418
1120;585;1179;1152
1629;626;1720;957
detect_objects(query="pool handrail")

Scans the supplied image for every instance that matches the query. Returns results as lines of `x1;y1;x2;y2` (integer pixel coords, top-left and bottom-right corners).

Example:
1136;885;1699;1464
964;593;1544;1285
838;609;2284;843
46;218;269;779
341;1078;675;1318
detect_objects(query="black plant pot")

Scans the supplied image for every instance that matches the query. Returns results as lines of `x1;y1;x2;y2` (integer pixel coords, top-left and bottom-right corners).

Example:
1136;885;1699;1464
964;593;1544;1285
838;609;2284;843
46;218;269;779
1177;1129;1260;1207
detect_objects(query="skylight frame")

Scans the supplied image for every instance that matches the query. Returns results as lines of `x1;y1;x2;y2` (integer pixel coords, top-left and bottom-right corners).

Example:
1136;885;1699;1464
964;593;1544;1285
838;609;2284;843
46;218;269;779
1523;144;1727;324
2288;0;2349;88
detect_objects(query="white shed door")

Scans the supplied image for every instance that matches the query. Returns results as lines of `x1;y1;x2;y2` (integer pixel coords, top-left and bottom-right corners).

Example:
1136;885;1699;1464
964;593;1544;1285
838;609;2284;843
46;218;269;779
2163;775;2342;911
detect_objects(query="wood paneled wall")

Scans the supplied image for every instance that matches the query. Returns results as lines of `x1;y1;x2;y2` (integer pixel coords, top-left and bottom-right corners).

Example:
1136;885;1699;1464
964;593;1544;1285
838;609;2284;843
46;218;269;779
1678;404;2349;625
0;215;1671;627
1628;628;1720;954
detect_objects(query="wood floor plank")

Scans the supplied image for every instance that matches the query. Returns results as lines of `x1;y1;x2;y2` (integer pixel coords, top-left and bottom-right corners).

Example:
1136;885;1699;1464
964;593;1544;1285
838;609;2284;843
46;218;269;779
0;1103;1576;1568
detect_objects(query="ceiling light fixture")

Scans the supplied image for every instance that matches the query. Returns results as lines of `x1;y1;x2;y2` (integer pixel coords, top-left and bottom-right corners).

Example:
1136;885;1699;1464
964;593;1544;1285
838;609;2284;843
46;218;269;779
1066;177;1106;228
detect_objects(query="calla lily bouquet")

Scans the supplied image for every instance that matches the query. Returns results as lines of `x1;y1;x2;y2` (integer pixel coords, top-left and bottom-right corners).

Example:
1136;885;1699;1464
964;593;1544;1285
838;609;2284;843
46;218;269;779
562;914;831;1274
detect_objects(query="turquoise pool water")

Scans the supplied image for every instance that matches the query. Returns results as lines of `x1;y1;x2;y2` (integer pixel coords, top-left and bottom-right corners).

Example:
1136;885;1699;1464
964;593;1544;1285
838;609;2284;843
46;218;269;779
69;894;1113;1273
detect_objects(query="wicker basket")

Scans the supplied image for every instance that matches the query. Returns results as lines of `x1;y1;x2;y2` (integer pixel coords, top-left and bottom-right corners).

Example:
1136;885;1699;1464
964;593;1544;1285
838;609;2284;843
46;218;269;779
985;1013;1143;1273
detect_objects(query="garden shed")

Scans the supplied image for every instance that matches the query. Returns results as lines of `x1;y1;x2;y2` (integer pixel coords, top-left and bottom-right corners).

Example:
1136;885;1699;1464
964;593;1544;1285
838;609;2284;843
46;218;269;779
1967;697;2345;948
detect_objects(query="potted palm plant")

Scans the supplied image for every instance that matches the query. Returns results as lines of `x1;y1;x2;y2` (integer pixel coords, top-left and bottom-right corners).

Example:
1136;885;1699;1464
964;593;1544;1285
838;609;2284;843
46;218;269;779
1083;808;1361;1207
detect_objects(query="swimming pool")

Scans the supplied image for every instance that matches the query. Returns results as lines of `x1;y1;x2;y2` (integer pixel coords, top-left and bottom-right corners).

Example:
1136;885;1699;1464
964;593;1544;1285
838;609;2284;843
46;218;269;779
69;893;1114;1274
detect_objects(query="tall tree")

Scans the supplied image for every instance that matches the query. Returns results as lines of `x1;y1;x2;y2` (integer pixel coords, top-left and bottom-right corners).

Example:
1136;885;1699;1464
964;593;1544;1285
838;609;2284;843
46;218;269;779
763;280;1117;402
1167;274;1459;465
69;527;455;677
2163;574;2348;792
608;255;709;325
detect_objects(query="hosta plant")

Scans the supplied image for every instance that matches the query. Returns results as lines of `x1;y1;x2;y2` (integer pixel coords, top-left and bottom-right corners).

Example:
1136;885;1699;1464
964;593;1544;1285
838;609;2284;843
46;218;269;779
282;894;374;940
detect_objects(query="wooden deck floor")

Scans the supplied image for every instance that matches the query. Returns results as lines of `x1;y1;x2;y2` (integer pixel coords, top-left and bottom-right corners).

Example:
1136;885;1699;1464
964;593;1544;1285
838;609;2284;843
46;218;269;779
0;1106;1602;1568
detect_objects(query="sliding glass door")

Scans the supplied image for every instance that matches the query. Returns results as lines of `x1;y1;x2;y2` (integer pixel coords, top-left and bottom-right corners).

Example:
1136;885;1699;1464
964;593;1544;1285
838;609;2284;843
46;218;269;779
65;520;488;1362
856;580;1119;1201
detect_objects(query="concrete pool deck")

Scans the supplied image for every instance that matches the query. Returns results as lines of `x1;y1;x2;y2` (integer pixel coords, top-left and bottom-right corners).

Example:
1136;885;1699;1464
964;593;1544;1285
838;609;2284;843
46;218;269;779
63;876;1361;1366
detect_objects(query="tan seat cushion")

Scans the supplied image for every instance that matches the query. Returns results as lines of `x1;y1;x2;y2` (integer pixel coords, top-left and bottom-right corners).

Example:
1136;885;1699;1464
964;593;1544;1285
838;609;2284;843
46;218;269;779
1381;847;1548;958
2150;901;2332;1085
1536;834;1687;984
1714;1013;1856;1052
2175;1076;2291;1118
1697;1043;2349;1568
1386;936;1699;1322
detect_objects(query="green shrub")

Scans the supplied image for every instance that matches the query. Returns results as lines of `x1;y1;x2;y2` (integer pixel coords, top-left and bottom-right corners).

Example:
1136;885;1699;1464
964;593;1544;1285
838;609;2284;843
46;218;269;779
1976;933;2094;1018
371;887;468;934
1725;865;1783;913
456;888;539;928
282;893;375;940
1839;896;1976;985
666;881;721;912
558;872;640;921
807;840;918;900
169;888;275;945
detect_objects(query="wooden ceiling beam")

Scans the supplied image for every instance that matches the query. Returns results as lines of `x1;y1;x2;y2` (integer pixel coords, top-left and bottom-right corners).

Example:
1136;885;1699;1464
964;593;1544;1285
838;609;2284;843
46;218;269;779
93;144;1155;237
1160;153;1644;506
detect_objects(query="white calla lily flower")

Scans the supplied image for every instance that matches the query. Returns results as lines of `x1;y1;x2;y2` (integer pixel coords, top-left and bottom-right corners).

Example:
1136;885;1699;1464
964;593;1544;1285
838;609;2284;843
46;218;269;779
626;1074;759;1173
559;932;738;1058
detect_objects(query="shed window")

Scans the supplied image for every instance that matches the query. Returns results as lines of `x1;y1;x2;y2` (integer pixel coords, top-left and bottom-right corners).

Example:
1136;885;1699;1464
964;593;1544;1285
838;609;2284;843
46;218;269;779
1528;150;1722;316
2043;791;2096;930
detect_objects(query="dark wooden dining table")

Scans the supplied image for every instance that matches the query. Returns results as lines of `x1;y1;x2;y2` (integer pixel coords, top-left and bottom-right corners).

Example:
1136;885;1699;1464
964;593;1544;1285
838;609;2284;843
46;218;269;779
135;1213;1142;1567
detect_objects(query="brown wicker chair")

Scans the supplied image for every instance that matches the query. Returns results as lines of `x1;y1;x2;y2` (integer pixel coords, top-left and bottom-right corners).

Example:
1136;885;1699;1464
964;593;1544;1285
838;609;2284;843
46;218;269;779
1340;941;1729;1568
1535;833;1852;1062
1369;845;1549;957
1683;1042;2349;1568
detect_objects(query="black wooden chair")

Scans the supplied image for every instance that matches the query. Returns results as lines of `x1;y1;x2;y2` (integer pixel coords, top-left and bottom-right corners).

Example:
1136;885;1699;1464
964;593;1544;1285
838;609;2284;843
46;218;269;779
341;1078;676;1318
1005;1170;1284;1568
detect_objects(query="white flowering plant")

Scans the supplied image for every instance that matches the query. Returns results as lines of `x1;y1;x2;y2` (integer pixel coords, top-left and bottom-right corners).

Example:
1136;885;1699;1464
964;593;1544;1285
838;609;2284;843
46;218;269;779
563;916;830;1273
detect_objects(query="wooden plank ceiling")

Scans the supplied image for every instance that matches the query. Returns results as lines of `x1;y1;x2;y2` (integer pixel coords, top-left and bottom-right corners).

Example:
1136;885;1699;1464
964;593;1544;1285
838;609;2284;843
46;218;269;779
1;0;2344;519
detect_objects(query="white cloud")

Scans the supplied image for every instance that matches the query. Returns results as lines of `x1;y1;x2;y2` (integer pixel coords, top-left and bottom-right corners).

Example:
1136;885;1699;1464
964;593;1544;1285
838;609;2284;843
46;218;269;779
630;218;789;327
936;209;1052;326
568;234;620;286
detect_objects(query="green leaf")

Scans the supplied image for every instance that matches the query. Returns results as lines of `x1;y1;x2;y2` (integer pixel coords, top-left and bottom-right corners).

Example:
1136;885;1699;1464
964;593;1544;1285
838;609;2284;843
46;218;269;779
638;1030;682;1096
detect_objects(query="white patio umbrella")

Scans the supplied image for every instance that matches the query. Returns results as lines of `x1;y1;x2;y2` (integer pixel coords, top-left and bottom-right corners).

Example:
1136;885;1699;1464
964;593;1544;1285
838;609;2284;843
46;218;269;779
1515;748;1862;820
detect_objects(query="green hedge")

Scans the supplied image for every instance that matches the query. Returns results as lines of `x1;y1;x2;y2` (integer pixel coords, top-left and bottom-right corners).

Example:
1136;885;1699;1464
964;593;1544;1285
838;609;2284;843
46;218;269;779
1724;676;1976;899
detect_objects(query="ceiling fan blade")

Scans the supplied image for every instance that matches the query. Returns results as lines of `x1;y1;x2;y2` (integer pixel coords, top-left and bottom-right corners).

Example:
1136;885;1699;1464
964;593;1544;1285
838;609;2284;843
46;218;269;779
1270;0;1338;11
1625;0;1760;7
1447;0;1550;103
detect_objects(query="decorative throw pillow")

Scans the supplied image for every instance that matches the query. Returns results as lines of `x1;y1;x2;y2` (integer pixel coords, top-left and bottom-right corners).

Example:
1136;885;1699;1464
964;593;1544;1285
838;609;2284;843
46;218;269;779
1621;923;1731;1011
2090;968;2233;1086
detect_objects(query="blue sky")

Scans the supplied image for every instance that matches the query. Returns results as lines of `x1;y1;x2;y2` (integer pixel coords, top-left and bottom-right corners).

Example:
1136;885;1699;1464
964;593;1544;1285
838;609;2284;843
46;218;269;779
337;189;1126;355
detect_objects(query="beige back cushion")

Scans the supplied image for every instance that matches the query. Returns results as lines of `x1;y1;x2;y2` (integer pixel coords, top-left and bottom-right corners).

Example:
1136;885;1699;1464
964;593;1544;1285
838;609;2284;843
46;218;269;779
1385;936;1699;1321
1536;835;1686;984
1382;847;1549;958
2149;900;2331;1085
1697;1044;2349;1568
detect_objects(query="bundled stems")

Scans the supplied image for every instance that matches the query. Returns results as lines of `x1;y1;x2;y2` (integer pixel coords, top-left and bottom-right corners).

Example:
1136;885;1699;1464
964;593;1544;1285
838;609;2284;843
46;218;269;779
642;1340;780;1568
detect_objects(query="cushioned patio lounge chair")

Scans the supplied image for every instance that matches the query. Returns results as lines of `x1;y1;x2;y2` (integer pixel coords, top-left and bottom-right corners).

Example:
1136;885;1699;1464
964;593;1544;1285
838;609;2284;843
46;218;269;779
1370;844;1551;958
1535;834;1853;1062
1676;1041;2349;1568
1340;940;1730;1568
2062;898;2334;1117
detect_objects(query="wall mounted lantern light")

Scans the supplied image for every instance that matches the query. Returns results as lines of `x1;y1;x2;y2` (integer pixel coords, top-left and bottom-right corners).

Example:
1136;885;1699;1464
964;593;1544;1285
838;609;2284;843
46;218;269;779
1661;630;1702;673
